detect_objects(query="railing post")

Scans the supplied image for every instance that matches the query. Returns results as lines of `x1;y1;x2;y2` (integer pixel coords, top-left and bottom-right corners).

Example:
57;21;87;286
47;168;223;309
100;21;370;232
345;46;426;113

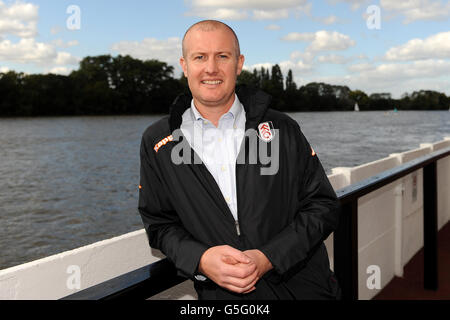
334;199;358;300
423;161;438;290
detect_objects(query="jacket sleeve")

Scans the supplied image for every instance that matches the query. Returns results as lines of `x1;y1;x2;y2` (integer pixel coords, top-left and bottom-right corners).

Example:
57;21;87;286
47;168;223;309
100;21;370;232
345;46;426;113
259;123;341;280
138;136;209;279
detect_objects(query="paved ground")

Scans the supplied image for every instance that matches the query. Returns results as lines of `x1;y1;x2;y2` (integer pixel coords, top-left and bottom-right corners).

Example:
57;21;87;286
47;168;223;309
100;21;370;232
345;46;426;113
373;222;450;300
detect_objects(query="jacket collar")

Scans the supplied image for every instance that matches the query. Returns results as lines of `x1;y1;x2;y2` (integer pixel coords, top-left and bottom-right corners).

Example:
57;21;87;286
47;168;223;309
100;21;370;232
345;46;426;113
169;85;272;132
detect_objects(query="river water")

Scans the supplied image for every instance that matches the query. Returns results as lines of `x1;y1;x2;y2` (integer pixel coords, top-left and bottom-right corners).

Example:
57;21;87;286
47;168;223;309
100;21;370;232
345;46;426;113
1;111;449;270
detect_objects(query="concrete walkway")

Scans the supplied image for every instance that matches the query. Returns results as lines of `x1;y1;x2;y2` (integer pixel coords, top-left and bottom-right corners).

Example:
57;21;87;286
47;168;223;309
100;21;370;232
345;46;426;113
373;222;450;300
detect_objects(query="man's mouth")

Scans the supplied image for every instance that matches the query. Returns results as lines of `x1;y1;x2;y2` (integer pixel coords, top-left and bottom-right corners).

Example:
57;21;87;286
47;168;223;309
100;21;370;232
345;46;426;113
201;80;223;85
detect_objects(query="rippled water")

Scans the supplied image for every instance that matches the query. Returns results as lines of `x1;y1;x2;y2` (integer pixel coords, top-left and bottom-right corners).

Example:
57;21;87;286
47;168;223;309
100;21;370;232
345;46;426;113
1;111;449;270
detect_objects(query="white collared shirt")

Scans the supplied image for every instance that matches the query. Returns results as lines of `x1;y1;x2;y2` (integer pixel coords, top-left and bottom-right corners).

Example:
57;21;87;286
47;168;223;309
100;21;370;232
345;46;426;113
180;94;246;222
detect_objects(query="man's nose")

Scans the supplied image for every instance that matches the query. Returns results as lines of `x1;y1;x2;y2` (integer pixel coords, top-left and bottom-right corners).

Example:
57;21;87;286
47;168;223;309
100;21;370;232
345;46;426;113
205;57;219;74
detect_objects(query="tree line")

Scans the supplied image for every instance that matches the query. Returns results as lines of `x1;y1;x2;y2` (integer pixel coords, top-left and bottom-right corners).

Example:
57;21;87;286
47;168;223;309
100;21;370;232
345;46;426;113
1;54;449;117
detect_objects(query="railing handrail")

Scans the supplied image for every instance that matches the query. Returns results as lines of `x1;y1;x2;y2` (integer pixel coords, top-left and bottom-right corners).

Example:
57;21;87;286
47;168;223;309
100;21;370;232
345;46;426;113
336;146;450;203
61;146;450;300
61;257;185;300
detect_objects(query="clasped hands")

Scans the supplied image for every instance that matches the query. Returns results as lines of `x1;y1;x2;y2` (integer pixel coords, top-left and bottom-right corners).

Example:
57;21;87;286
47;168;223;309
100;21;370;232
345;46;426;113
198;245;273;294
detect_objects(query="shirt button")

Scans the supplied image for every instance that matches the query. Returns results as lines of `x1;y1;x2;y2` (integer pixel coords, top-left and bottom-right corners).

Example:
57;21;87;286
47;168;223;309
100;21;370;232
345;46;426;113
203;120;208;125
234;125;237;129
225;196;231;203
221;165;226;172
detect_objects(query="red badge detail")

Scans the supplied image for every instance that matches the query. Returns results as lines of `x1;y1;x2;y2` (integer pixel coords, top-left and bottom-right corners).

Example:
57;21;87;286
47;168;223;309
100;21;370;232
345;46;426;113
258;122;274;142
154;135;174;153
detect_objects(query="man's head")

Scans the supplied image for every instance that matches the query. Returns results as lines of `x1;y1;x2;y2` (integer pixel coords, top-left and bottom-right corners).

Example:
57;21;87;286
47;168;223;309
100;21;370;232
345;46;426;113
182;20;241;59
180;20;245;110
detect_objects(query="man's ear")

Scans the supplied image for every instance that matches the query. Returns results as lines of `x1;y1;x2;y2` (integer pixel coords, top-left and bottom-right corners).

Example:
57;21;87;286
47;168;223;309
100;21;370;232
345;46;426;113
180;57;188;77
236;54;245;76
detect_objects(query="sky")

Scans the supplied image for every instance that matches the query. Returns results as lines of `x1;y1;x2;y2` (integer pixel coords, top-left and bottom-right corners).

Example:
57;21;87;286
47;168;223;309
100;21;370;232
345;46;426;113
0;0;449;98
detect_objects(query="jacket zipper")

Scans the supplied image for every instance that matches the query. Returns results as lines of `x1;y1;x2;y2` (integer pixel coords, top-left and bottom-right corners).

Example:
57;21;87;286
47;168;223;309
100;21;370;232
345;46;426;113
234;137;246;238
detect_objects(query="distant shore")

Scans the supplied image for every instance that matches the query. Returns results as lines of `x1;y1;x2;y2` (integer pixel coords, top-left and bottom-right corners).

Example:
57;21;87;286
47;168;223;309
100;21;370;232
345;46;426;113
1;54;449;117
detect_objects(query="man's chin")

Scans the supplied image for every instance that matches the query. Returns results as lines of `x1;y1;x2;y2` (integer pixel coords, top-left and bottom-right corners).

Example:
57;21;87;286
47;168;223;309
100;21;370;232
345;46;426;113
199;99;226;107
197;95;229;106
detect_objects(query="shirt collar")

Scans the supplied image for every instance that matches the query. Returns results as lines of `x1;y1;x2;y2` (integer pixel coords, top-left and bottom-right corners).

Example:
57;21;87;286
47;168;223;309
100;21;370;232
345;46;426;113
190;94;243;122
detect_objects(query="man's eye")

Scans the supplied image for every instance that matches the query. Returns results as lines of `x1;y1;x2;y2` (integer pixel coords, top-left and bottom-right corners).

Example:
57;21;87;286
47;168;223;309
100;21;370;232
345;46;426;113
219;55;228;59
195;56;204;60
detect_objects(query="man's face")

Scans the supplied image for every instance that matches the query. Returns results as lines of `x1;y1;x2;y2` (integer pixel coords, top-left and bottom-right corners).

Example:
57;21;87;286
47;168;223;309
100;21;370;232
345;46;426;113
180;27;245;109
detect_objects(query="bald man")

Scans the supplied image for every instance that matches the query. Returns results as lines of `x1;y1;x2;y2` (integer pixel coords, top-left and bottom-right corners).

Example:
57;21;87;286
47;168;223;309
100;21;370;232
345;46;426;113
138;20;341;300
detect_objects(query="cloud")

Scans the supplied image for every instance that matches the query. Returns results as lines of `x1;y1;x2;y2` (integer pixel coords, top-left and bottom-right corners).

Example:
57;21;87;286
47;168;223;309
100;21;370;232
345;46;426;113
385;31;450;61
111;37;182;65
265;24;281;30
111;37;183;75
282;32;315;42
327;0;370;11
50;26;62;35
185;0;310;20
0;0;38;38
315;15;341;25
380;0;450;23
48;66;75;75
54;51;79;65
253;9;289;20
243;62;273;71
328;0;450;24
0;0;79;74
290;50;316;63
346;62;374;72
244;58;314;78
317;54;353;64
282;30;356;52
361;59;450;80
190;0;307;10
0;38;79;66
0;38;53;63
318;59;450;97
185;8;249;20
51;39;79;48
279;59;314;74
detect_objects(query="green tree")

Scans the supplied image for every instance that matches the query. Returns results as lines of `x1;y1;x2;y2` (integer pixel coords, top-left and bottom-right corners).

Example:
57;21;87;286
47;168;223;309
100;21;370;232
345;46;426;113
237;69;259;88
369;93;393;110
409;90;448;110
349;90;370;110
285;69;297;91
0;71;26;116
22;74;74;116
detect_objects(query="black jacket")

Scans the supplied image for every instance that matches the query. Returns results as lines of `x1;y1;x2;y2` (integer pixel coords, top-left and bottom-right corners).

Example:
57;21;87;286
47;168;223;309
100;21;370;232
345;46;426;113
138;86;341;299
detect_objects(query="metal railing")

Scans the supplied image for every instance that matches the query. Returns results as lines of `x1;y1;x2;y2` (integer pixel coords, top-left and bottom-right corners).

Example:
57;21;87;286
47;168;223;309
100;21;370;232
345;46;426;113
62;146;450;300
334;146;449;299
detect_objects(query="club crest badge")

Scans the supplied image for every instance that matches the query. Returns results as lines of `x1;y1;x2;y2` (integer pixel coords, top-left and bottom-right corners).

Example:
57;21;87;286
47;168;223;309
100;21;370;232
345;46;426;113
257;121;275;142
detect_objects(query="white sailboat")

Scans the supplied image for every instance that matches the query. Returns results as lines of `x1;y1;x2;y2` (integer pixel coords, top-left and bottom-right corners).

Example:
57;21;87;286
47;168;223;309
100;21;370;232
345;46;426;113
354;102;360;112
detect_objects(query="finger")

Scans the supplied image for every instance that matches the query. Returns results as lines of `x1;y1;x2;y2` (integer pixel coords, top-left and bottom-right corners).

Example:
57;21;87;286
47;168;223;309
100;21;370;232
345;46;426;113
224;276;259;294
222;246;252;264
242;286;256;294
224;269;259;289
222;255;239;265
222;262;257;279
